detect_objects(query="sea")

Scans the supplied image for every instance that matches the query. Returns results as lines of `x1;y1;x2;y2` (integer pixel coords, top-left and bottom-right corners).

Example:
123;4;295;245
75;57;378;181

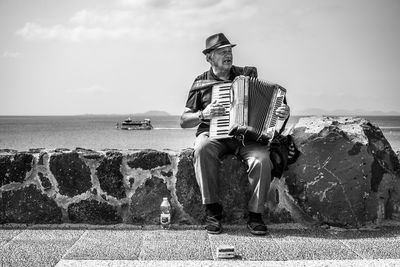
0;115;399;152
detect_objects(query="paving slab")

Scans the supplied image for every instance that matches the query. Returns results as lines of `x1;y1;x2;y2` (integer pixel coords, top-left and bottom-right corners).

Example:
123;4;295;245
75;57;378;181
0;229;22;247
3;225;400;267
270;228;361;260
286;259;400;267
139;229;212;260
0;229;84;267
55;259;400;267
63;230;143;260
208;226;287;261
329;227;400;259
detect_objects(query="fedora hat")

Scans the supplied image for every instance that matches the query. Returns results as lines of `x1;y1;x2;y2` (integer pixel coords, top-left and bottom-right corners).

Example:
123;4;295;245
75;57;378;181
202;33;236;55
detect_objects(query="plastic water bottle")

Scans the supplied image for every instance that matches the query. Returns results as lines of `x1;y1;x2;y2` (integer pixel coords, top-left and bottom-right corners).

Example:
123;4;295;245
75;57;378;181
160;197;171;229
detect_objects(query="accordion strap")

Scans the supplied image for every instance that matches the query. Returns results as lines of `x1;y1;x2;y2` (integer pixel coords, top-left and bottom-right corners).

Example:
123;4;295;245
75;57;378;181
190;80;222;92
277;96;289;136
278;116;289;135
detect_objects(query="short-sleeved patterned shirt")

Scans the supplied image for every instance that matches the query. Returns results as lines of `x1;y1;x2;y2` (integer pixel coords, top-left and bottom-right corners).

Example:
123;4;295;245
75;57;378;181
185;65;258;136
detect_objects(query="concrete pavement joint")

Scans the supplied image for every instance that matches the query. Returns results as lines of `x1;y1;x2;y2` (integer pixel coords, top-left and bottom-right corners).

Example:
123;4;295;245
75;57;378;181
207;231;218;260
269;231;291;261
136;230;146;261
327;230;365;260
60;230;89;260
0;229;24;249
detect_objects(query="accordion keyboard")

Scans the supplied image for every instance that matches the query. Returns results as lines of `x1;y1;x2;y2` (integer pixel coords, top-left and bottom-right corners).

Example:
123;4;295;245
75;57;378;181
209;82;232;138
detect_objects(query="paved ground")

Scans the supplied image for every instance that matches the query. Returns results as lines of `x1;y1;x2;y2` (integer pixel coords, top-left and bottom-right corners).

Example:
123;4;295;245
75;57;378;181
1;223;400;267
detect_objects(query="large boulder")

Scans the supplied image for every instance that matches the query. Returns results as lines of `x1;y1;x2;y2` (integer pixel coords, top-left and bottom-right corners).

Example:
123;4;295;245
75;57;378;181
282;117;400;227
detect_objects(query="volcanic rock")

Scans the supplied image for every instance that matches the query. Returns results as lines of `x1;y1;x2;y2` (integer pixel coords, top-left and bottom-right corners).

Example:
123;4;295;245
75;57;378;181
284;116;400;227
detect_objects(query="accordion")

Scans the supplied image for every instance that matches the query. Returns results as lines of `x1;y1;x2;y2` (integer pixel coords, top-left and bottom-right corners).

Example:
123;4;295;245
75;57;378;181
209;76;286;143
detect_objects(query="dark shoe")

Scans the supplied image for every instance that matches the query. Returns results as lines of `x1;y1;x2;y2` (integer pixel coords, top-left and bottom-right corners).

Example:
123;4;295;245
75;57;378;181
206;215;222;234
247;221;267;235
205;203;223;234
247;212;267;236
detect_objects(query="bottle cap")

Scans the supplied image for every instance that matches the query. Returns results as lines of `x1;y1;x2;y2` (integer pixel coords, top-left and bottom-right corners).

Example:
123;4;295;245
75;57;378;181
163;197;168;201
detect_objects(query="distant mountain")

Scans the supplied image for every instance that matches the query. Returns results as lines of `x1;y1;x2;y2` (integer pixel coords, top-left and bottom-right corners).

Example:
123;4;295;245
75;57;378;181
296;108;400;116
295;108;327;116
133;110;171;116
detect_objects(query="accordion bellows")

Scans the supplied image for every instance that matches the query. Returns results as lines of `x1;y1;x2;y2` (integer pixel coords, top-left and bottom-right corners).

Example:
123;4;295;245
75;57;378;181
209;75;286;142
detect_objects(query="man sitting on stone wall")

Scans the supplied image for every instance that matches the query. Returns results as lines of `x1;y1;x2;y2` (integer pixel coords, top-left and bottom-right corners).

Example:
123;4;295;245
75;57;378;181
180;33;290;235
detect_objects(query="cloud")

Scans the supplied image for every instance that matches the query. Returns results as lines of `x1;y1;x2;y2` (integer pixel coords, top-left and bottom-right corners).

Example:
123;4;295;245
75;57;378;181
16;22;139;41
2;51;20;58
15;0;259;42
69;9;133;26
118;0;223;9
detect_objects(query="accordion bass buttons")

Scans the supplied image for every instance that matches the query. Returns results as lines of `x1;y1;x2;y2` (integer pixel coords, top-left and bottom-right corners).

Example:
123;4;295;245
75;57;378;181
209;77;286;140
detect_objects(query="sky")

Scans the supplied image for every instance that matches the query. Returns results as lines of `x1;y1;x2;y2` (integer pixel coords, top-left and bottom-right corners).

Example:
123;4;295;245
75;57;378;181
0;0;399;116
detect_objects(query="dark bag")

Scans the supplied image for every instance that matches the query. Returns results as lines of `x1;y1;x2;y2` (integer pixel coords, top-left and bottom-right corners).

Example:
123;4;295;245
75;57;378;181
228;124;270;145
269;134;301;178
228;112;290;145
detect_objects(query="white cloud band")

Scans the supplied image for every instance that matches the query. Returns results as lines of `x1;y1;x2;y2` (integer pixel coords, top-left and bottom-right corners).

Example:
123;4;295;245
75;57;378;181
15;0;258;42
2;51;20;58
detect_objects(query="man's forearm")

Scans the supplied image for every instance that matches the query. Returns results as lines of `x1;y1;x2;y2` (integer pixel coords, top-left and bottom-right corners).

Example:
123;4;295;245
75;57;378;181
180;110;202;128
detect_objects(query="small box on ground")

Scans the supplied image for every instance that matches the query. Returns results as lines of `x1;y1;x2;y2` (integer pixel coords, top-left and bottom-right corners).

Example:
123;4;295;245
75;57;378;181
216;245;235;259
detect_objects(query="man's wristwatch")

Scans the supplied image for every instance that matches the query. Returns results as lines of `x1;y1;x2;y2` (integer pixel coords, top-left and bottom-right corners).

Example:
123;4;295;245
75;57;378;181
198;110;205;122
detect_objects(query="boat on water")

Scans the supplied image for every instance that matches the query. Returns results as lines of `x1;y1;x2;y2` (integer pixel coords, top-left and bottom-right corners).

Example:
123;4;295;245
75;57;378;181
116;117;153;130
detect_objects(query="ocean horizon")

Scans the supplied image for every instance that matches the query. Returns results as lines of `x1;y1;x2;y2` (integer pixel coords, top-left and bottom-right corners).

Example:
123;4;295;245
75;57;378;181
0;115;399;152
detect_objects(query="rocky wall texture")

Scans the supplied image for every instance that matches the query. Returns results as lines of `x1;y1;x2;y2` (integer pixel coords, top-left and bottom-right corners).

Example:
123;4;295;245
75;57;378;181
278;117;400;227
1;117;399;228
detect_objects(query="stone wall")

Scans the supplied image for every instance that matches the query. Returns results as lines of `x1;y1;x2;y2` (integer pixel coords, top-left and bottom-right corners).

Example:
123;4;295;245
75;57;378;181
1;116;400;228
0;147;252;225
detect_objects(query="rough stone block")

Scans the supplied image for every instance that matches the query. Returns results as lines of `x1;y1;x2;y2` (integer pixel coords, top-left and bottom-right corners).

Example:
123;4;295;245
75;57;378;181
217;155;249;223
0;184;62;223
131;177;171;224
127;150;171;170
96;151;125;199
49;152;91;197
268;207;294;223
175;149;250;224
38;172;52;190
0;153;33;185
175;149;205;223
76;147;103;160
68;199;122;224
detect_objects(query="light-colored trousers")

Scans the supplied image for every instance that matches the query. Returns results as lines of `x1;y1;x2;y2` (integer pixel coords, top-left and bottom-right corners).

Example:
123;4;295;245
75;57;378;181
193;132;273;214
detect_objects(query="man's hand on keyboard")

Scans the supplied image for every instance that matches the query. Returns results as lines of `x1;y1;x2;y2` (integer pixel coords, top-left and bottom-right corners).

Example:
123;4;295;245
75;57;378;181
202;100;226;119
